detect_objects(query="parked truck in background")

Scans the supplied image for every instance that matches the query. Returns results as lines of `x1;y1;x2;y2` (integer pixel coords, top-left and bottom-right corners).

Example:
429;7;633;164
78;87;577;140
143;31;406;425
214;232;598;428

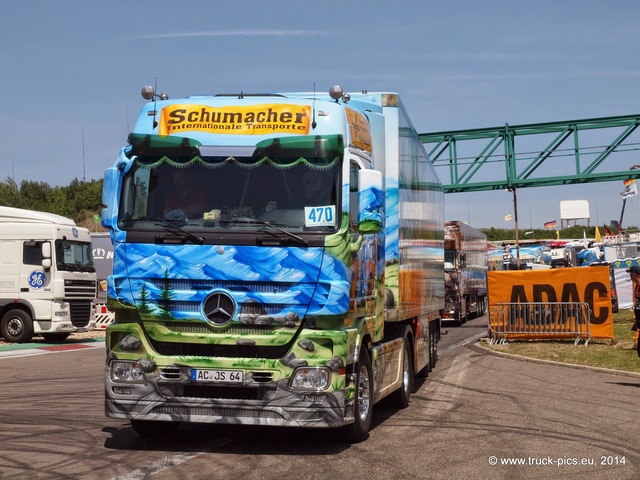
0;206;97;342
442;220;488;324
101;85;444;442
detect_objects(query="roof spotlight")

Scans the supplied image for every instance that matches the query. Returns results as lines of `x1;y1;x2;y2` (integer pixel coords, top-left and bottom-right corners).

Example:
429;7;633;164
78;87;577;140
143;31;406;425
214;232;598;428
329;85;343;102
141;85;169;101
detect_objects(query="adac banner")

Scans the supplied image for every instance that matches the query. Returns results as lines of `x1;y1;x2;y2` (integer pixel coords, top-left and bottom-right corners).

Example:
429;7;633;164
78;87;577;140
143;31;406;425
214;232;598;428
488;265;614;339
158;104;312;136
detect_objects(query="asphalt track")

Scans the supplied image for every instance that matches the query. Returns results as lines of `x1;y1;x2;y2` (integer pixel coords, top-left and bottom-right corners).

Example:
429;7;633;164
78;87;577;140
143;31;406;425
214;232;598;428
1;317;639;480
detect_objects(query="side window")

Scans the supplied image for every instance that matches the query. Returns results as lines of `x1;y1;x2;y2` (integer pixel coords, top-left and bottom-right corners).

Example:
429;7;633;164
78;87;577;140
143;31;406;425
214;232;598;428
133;169;151;219
23;241;44;266
350;162;360;228
120;168;151;221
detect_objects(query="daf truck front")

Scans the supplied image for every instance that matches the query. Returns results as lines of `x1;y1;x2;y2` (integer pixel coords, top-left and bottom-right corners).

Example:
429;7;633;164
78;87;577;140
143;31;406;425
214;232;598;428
0;207;97;342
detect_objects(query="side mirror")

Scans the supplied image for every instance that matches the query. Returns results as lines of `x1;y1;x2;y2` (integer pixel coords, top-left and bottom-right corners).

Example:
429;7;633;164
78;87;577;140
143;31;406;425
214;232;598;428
42;242;52;270
42;241;51;259
357;169;383;234
101;167;121;228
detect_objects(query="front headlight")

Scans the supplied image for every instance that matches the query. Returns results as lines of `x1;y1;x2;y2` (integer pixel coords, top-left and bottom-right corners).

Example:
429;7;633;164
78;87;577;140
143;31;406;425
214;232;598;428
110;360;146;383
289;367;331;391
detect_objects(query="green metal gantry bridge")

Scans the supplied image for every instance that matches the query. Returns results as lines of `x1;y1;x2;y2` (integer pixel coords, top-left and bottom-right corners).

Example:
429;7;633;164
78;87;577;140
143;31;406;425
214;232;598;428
419;114;640;194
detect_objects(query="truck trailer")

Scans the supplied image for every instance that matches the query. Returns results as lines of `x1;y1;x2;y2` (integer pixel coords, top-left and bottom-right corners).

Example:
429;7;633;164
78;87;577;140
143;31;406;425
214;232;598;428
0;206;97;342
442;220;488;324
101;85;444;442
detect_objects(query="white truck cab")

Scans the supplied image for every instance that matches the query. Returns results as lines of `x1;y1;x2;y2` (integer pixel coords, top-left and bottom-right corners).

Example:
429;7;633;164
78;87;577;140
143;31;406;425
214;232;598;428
0;207;97;343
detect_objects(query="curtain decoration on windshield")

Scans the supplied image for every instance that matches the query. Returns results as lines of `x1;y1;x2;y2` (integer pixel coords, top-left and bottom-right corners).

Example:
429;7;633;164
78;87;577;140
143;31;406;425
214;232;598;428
133;155;341;171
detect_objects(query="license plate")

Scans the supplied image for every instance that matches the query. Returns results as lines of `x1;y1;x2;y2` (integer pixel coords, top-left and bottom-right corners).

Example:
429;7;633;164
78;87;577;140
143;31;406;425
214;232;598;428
191;369;243;383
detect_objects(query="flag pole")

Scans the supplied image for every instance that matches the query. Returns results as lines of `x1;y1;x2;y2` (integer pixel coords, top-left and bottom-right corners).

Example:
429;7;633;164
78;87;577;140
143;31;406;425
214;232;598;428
619;196;626;236
512;188;520;269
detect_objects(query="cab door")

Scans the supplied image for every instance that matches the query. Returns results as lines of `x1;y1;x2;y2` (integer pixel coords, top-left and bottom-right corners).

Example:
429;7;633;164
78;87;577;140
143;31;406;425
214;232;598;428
19;240;52;297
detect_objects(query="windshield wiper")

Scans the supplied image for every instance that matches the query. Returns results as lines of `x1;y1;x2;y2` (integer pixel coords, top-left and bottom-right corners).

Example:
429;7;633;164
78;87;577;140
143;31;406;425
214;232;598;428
128;217;205;245
227;217;309;247
258;221;309;247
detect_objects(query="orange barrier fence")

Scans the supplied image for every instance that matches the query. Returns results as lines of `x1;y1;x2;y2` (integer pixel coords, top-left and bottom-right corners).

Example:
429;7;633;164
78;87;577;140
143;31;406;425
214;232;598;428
489;302;591;345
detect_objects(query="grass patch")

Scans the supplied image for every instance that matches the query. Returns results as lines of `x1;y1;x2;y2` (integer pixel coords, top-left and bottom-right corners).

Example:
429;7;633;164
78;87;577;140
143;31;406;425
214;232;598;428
483;309;640;374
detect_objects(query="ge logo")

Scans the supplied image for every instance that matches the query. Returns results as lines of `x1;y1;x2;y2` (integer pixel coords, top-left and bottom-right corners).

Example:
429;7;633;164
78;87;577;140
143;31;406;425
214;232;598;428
29;271;46;289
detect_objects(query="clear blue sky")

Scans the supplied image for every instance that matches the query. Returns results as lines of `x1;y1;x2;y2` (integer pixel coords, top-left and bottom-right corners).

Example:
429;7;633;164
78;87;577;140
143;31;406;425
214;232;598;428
2;0;640;229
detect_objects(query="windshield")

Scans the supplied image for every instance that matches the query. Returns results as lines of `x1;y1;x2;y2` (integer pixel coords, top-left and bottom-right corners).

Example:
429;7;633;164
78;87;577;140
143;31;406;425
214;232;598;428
444;250;456;265
118;136;342;233
55;239;95;272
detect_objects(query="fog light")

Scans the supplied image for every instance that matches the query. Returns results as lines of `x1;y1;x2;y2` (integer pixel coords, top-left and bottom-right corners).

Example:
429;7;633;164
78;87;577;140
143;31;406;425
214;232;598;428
54;311;69;318
304;394;327;404
290;367;330;390
113;386;132;395
110;360;146;383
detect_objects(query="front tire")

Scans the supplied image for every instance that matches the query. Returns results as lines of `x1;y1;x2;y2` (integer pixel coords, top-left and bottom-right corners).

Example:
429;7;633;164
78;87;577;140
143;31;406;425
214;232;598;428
342;347;373;443
478;296;487;316
1;309;34;343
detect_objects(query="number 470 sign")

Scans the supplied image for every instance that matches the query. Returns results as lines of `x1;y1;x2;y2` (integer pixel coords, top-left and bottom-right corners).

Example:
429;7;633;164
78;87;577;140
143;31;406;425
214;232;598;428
304;206;335;227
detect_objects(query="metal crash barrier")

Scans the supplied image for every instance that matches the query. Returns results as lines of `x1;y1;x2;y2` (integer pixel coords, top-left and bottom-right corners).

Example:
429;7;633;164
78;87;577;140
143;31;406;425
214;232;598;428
489;302;591;346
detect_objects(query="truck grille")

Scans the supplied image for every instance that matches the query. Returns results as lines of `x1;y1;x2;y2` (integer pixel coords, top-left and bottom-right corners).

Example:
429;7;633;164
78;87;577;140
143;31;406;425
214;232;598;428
151;279;297;293
64;279;97;299
182;385;264;400
149;338;291;359
69;301;92;327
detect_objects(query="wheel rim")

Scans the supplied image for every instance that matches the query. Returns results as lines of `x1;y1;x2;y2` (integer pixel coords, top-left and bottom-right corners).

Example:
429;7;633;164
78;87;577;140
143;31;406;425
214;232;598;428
356;364;371;421
6;316;23;336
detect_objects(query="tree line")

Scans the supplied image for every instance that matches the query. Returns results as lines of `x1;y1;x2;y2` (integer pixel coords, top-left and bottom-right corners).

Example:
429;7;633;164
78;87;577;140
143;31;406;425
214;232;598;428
480;225;633;242
0;176;104;231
